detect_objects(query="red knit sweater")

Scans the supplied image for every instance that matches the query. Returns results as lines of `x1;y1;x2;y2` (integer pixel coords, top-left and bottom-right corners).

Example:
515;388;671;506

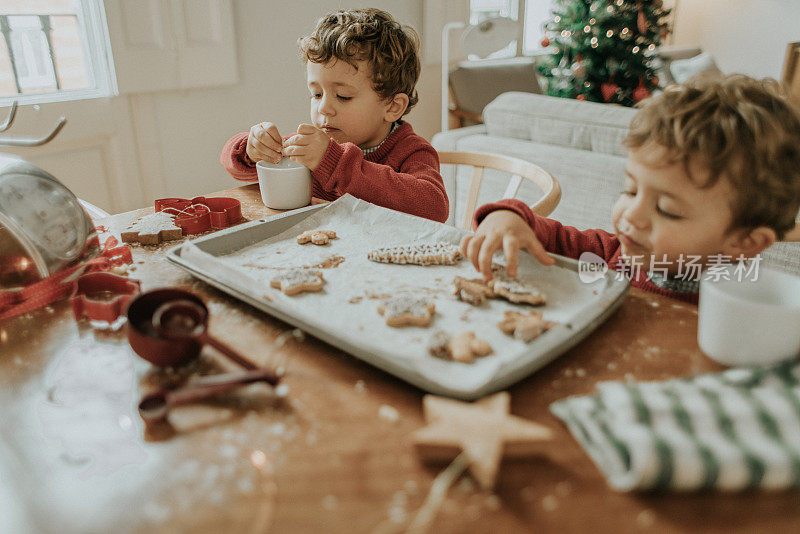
475;199;699;304
219;121;448;222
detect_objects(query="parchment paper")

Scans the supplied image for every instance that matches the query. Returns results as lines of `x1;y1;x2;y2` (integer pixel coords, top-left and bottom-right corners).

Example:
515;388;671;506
180;195;612;394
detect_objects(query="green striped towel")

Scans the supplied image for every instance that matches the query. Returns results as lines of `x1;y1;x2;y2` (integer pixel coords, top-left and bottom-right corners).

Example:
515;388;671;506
550;360;800;491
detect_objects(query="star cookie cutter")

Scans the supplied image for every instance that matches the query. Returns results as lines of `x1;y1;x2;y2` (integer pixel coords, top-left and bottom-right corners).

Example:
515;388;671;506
154;196;243;235
71;272;141;323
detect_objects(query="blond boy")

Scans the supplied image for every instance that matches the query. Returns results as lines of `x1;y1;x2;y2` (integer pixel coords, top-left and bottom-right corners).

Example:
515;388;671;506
462;75;800;303
220;9;448;222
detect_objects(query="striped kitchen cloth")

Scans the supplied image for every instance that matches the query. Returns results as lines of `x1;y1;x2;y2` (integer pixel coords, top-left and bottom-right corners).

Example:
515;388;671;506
550;360;800;491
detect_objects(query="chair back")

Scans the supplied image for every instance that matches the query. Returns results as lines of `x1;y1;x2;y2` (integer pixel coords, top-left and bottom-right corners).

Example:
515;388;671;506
782;42;800;108
438;151;561;230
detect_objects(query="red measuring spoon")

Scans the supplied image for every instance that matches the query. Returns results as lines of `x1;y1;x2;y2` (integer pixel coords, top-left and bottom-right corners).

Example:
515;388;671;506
151;299;261;370
138;368;281;423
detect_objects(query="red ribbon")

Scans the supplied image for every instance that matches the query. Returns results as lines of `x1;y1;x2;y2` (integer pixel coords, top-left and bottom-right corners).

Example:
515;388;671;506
0;234;133;321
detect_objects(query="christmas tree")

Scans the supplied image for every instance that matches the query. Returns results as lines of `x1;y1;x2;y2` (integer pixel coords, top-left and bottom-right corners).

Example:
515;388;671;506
538;0;671;106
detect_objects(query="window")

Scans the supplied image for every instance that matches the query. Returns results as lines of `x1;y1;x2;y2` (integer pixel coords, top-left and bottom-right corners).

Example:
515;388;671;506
0;0;116;106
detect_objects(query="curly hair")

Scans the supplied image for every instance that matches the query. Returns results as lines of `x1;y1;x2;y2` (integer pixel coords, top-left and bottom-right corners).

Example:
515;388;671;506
298;9;421;115
625;74;800;239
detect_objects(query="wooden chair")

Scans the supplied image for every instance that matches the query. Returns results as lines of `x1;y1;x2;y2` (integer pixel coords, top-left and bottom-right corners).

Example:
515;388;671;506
780;43;800;243
782;42;800;109
438;151;561;230
784;223;800;242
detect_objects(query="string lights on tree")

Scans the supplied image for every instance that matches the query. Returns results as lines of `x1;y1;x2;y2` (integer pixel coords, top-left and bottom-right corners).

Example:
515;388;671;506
539;0;671;106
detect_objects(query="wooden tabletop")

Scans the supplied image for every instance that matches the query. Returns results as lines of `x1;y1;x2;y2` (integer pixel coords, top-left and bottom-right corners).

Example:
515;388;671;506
1;184;798;534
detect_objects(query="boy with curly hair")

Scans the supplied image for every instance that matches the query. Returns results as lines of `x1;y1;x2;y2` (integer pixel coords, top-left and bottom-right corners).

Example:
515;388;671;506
220;8;448;222
461;75;800;303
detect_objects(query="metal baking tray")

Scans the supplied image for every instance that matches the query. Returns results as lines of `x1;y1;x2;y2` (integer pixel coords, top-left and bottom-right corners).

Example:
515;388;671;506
167;200;629;400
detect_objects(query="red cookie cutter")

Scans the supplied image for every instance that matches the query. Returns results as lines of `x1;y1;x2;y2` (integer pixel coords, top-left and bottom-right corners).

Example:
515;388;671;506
71;272;142;323
154;196;242;235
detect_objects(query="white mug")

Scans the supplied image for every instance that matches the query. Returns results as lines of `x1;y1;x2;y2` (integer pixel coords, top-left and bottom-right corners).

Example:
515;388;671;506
698;264;800;367
256;159;312;210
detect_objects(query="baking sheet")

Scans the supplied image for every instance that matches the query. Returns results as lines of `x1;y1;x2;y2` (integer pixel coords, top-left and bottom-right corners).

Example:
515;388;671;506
167;194;629;399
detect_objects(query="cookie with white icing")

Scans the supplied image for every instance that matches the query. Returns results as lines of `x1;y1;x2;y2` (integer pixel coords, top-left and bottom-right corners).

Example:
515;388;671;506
489;274;547;305
367;242;463;266
270;269;325;295
452;276;494;305
377;295;436;327
428;330;492;363
121;212;182;245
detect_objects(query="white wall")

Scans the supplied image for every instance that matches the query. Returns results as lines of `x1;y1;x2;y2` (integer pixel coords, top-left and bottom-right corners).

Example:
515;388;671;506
672;0;800;79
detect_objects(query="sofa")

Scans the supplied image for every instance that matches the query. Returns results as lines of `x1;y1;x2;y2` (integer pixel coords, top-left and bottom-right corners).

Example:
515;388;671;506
431;91;800;275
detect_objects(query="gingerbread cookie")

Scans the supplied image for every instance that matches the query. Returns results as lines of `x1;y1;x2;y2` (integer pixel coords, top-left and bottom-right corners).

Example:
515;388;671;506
297;229;337;245
489;274;547;305
270;269;325;295
121;212;182;245
452;276;494;305
367;242;463;266
428;330;492;363
377;295;436;327
497;310;556;342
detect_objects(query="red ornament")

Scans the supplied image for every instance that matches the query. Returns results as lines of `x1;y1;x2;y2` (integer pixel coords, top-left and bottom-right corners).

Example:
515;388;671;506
633;79;651;102
601;82;619;102
651;76;660;87
541;37;550;47
576;94;587;101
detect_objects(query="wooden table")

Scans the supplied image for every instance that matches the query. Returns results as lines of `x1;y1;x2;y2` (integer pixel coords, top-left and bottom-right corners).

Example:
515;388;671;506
1;184;798;534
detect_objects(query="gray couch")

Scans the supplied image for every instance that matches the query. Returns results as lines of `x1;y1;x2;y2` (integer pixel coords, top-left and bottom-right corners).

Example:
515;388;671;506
432;91;800;275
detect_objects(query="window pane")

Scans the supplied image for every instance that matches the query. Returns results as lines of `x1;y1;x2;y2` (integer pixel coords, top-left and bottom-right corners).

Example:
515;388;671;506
51;15;89;91
8;15;57;94
0;38;17;95
0;1;110;103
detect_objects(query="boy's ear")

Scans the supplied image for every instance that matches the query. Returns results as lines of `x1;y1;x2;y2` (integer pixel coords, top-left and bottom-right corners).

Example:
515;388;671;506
384;93;409;122
723;226;777;258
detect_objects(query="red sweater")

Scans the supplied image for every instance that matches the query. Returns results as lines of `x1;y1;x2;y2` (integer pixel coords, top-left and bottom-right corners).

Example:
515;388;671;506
475;199;699;304
219;121;448;222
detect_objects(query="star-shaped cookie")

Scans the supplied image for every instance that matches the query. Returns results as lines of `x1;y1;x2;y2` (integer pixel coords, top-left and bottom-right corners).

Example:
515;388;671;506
412;392;552;489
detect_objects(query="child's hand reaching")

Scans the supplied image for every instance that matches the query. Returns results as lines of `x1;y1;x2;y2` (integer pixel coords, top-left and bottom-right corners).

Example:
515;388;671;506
282;123;331;171
460;210;555;280
246;122;283;164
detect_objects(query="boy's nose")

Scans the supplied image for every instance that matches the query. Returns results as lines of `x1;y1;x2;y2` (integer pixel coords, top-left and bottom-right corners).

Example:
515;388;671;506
318;96;335;116
623;198;651;230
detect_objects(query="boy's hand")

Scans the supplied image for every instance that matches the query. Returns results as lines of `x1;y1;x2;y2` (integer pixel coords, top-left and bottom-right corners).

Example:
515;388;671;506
460;209;555;280
246;122;283;164
282;123;331;172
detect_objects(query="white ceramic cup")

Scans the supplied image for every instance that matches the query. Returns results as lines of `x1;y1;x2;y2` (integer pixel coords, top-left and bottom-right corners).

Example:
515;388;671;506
256;159;312;210
698;264;800;367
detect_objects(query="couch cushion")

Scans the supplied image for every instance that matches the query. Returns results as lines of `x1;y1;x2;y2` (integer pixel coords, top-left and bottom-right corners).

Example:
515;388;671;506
761;236;800;275
483;92;637;157
449;57;541;117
